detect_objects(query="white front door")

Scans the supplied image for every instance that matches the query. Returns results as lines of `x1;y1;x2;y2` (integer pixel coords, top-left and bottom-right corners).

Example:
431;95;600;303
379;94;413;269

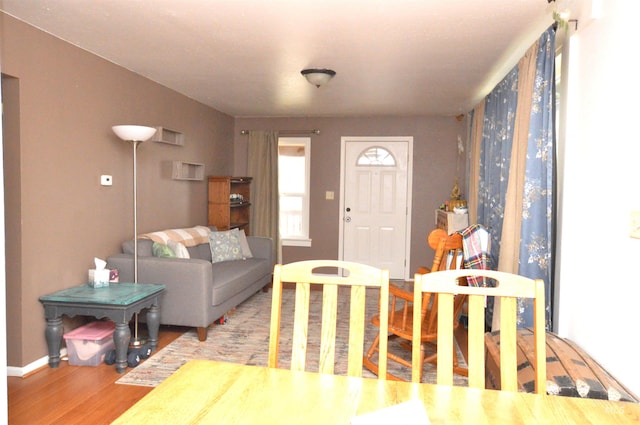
339;137;413;280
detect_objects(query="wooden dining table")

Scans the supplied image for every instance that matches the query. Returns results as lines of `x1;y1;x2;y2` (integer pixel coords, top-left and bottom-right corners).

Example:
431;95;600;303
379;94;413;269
112;360;640;424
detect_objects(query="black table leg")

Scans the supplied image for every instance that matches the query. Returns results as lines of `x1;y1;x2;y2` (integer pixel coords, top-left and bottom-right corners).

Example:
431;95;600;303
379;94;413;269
45;317;63;368
114;322;131;373
146;303;160;351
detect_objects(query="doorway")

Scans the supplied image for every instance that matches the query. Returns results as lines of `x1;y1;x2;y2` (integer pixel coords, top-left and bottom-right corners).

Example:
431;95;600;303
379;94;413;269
339;137;413;280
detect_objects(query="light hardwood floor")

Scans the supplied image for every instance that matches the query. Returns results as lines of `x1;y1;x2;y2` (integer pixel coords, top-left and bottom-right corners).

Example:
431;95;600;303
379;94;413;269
9;324;469;424
8;326;185;425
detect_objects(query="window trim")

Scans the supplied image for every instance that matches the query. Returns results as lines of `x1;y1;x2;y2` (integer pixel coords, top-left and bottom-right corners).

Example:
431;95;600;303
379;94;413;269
279;137;312;247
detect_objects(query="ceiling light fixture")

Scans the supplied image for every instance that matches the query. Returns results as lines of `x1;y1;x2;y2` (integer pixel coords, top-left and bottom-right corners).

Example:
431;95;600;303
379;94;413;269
301;68;336;88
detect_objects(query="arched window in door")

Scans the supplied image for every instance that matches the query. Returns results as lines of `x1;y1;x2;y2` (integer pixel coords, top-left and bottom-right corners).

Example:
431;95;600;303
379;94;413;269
356;146;396;166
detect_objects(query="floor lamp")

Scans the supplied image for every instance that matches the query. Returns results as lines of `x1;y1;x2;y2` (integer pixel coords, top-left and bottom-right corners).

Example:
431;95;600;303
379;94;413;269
112;125;157;346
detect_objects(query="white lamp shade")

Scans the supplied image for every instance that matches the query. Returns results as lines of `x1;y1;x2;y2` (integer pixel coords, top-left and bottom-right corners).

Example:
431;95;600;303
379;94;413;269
112;125;157;142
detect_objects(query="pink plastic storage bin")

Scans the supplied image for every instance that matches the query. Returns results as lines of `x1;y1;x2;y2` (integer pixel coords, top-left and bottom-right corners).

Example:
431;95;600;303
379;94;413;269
63;321;115;366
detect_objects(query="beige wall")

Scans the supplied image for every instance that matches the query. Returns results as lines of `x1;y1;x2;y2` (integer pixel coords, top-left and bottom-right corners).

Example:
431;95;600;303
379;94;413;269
2;14;234;367
2;12;467;370
555;0;640;396
2;74;21;370
234;116;466;274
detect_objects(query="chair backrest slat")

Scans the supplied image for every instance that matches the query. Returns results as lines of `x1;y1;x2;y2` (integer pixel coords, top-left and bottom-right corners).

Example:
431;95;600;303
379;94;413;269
412;269;546;394
466;294;487;388
291;282;310;371
347;285;367;377
319;284;338;374
269;260;389;379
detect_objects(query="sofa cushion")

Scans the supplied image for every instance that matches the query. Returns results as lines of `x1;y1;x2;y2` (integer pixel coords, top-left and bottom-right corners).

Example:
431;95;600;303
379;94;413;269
211;258;271;306
122;239;154;257
209;230;244;263
187;243;212;261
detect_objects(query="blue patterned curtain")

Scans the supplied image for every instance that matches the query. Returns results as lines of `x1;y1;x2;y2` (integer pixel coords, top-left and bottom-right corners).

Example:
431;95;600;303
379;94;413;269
473;27;555;329
517;28;555;329
475;67;518;326
477;68;519;270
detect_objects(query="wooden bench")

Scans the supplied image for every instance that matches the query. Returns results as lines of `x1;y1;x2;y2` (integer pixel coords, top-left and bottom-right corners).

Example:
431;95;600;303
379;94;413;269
485;328;639;402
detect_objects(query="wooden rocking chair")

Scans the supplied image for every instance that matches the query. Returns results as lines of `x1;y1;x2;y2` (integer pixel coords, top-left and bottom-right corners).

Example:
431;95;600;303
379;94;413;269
363;228;469;381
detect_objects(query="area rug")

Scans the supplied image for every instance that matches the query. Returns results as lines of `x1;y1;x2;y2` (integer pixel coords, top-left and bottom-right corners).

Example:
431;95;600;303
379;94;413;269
117;286;468;387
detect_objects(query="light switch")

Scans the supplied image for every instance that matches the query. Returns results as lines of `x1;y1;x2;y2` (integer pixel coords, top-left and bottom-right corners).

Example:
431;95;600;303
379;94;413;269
325;191;334;200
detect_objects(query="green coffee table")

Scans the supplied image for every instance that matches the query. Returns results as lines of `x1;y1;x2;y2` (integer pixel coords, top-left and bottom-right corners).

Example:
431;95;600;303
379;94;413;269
39;283;165;373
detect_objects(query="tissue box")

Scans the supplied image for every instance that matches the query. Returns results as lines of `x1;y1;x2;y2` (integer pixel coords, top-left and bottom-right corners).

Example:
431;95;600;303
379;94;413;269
88;269;110;288
63;321;115;366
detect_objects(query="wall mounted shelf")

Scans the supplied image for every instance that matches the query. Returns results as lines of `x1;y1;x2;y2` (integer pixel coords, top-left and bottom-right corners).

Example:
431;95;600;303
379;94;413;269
153;127;184;146
172;161;204;181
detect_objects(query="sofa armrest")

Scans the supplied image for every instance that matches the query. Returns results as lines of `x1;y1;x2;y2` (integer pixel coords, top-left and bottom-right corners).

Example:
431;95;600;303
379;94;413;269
247;236;273;266
106;254;214;322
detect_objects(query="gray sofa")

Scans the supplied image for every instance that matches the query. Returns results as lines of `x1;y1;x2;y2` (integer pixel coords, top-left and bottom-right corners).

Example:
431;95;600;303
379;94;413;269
106;232;273;341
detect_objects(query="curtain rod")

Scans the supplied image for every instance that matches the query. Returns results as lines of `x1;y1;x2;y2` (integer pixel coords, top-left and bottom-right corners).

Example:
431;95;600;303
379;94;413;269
240;129;320;136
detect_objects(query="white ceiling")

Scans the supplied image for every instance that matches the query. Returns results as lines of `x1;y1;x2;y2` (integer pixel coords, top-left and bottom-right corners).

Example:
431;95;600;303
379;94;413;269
1;1;556;118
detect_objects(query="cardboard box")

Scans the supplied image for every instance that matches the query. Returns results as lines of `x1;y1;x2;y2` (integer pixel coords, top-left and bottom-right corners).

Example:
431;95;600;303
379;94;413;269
435;209;469;234
63;321;115;366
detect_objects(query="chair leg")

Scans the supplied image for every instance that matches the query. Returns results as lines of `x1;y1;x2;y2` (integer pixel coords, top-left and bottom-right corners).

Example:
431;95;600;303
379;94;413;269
365;334;380;360
451;332;469;377
399;340;412;352
363;334;381;375
419;342;427;383
364;333;421;381
453;344;468;377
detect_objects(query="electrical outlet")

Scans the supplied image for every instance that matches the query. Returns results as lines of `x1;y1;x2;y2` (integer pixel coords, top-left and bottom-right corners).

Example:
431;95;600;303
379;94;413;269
325;191;334;200
631;211;640;239
100;175;113;186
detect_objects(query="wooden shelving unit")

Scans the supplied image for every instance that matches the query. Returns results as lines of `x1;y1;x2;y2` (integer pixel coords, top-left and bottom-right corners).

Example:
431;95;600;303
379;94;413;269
208;176;252;235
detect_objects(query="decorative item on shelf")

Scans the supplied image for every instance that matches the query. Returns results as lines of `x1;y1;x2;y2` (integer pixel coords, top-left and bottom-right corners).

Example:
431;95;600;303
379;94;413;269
230;193;244;203
449;178;467;212
449;200;467;212
453;205;468;214
112;124;157;347
301;68;336;88
450;178;461;199
449;133;468;212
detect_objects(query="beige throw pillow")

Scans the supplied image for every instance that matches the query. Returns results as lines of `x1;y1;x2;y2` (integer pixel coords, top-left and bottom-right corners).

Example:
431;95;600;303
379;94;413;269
234;229;253;259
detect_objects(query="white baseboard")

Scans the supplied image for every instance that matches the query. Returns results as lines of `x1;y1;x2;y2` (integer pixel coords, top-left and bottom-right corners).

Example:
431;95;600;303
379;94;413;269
7;348;67;377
